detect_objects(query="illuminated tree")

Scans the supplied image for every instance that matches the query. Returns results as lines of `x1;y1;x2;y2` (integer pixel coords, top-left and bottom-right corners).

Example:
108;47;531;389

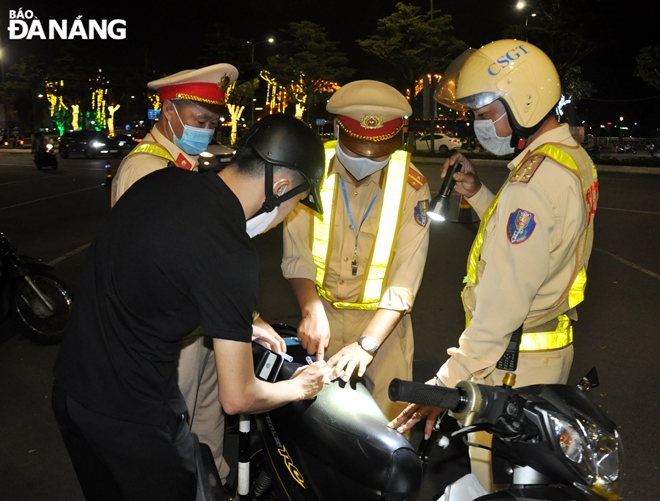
107;104;120;137
225;79;259;145
71;105;80;130
264;21;353;124
90;70;109;132
45;79;70;135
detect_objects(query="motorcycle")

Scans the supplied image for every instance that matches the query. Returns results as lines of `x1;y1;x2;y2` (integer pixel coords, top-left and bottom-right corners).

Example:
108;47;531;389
194;332;622;501
34;142;59;170
615;143;636;154
646;142;656;157
0;231;73;344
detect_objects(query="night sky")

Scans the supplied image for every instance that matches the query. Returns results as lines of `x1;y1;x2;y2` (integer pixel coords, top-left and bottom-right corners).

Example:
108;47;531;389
2;0;658;131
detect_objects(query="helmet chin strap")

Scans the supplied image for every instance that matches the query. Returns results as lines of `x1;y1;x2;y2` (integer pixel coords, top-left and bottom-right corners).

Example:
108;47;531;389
250;163;311;219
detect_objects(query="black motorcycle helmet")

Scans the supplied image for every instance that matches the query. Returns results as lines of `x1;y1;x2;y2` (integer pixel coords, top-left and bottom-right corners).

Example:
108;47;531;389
240;114;324;215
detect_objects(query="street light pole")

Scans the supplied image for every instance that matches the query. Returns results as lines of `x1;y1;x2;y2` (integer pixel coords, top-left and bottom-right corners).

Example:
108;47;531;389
247;38;274;126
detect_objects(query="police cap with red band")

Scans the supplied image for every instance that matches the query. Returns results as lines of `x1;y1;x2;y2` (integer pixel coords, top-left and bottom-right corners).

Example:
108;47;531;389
148;63;239;114
327;80;412;157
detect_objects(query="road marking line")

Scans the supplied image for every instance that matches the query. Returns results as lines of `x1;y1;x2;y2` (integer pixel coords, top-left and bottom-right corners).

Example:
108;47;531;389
597;206;660;216
48;243;91;266
0;186;100;211
595;248;660;280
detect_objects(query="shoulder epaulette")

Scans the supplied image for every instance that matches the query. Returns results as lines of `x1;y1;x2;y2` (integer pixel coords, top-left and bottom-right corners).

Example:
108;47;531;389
510;154;545;184
407;166;427;190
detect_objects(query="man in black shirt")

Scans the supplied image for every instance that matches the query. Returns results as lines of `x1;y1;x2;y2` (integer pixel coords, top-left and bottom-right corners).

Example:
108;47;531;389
52;114;329;501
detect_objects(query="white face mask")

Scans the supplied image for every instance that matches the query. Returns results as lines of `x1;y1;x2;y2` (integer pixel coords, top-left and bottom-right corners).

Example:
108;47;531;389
246;207;279;238
335;144;390;181
473;112;515;156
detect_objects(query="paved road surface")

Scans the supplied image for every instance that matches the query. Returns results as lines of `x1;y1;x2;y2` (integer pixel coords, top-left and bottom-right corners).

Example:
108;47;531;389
0;150;658;499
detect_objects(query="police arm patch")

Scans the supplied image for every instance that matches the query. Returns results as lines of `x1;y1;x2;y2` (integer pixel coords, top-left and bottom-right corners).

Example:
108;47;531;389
414;200;430;227
507;208;536;244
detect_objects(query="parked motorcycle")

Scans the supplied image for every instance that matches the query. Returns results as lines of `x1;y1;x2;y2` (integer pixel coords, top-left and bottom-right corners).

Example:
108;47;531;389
0;231;73;344
194;333;622;501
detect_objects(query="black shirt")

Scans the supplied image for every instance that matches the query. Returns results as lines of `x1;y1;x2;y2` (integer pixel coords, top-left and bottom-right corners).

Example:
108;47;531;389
53;169;258;425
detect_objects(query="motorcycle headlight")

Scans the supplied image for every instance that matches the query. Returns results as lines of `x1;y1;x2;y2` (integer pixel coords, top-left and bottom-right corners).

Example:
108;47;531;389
549;413;623;500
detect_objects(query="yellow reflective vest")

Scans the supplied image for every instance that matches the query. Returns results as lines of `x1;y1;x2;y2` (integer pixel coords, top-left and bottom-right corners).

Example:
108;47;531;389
125;142;176;163
312;143;410;310
465;143;598;351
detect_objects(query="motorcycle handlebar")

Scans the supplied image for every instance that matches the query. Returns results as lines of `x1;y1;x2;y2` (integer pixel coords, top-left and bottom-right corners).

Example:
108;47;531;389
388;379;465;411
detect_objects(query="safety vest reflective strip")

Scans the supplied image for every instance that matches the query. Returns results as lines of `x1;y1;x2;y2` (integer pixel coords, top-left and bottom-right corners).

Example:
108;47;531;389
519;314;573;352
126;142;175;163
313;147;410;310
465;144;595;351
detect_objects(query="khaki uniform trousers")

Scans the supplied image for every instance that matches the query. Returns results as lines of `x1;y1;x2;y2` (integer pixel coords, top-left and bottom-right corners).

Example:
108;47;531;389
177;335;230;482
323;301;414;422
468;344;574;492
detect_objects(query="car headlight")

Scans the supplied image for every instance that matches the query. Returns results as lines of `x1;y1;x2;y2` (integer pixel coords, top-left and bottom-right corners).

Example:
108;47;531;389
90;141;105;148
549;413;623;500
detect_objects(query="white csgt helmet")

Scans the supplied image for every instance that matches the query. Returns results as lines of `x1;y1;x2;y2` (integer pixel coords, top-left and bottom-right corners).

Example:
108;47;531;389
435;39;561;137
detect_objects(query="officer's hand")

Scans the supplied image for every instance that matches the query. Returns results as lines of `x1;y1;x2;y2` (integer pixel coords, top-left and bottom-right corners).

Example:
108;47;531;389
441;153;482;198
387;378;446;438
290;361;331;400
252;317;286;354
297;312;331;361
388;401;444;440
326;342;373;383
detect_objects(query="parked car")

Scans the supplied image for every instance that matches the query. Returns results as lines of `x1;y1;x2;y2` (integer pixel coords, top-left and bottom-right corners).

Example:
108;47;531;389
198;138;236;171
415;133;462;154
59;130;120;159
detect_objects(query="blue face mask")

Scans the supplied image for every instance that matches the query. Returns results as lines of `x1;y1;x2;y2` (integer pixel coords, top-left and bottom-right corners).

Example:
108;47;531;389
169;104;214;156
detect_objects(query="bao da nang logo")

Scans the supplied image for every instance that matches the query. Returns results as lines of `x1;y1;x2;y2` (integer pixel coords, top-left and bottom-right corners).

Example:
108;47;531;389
7;9;126;40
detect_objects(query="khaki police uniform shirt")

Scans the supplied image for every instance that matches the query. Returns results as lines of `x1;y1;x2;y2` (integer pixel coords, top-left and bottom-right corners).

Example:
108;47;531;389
282;154;431;313
111;127;198;206
437;124;591;387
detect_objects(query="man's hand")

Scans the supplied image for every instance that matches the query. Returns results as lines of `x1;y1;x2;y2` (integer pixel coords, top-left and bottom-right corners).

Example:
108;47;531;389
387;380;445;439
441;153;482;198
297;311;331;361
252;316;286;353
326;342;373;382
290;361;332;400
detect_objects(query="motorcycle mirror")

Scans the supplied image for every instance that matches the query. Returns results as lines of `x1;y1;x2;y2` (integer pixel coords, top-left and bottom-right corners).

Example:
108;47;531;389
577;367;600;391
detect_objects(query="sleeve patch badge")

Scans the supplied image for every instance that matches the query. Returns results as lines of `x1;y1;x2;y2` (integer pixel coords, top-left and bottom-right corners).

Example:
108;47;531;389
414;200;430;227
507;209;536;244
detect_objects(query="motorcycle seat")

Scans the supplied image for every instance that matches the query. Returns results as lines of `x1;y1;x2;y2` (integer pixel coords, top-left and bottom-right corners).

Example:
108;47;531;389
258;361;422;500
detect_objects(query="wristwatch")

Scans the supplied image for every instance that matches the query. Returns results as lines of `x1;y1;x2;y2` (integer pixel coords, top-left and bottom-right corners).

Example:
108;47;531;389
357;336;379;355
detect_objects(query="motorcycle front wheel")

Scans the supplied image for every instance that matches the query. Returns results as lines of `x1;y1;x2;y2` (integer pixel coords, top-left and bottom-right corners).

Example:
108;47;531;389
12;274;73;345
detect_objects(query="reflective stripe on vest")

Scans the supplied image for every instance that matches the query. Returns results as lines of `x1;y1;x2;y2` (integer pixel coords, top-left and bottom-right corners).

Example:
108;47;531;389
519;314;573;352
465;143;596;351
312;146;409;310
126;142;175;163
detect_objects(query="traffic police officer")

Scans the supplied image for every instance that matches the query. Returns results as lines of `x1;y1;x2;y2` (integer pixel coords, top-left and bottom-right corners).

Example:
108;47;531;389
112;62;238;205
389;40;598;491
282;80;431;420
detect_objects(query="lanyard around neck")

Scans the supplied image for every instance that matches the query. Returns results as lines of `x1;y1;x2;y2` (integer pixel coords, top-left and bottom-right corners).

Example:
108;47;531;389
340;177;379;275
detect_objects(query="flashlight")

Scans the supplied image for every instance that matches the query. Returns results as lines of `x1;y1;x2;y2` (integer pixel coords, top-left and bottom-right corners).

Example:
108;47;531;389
428;162;462;222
